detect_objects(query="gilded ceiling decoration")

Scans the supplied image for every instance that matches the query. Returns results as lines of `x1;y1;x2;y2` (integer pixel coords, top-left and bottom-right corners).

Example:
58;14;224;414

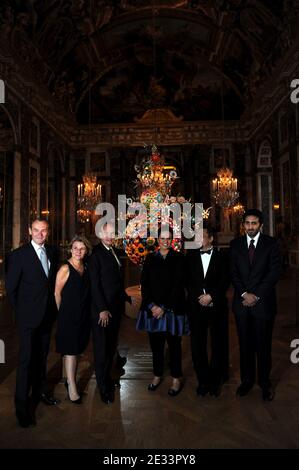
0;1;297;124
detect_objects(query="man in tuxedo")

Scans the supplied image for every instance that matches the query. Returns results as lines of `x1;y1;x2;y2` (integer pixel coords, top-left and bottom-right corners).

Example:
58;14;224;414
185;225;230;397
230;209;282;401
5;218;60;427
89;223;131;404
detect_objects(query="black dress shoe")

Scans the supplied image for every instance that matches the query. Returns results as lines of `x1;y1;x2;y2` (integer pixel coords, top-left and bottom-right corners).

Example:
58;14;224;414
16;410;36;428
29;413;37;426
17;416;32;428
148;379;162;391
236;382;254;397
196;384;209;397
109;379;120;390
40;393;61;406
100;390;114;404
112;379;121;388
116;355;127;369
262;387;274;401
28;406;37;426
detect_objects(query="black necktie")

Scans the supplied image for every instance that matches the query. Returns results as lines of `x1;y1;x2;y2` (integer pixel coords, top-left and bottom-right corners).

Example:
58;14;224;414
200;249;212;255
248;239;255;265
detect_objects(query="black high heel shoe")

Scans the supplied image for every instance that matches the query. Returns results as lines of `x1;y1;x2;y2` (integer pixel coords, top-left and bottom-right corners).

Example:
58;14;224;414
64;380;82;404
148;378;163;391
168;379;183;397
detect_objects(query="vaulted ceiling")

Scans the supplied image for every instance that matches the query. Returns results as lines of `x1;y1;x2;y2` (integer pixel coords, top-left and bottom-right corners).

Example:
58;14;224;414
0;0;296;124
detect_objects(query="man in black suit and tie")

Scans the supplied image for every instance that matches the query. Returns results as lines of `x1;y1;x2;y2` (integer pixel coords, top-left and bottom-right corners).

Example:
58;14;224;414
89;223;131;404
230;209;282;401
5;218;60;427
185;225;230;397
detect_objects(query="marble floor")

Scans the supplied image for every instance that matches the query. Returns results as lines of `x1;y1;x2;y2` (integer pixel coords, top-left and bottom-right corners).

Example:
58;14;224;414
0;268;299;449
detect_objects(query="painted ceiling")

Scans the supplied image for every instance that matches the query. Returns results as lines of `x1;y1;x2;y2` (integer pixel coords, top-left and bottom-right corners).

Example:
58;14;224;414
0;0;296;124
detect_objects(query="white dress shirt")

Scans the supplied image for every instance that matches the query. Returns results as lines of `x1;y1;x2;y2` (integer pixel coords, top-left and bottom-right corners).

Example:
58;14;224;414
241;232;261;298
201;248;213;279
31;240;51;270
246;231;261;249
200;247;214;306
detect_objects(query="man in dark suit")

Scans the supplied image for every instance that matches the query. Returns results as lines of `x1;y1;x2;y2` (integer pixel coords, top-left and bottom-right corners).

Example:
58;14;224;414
5;218;60;427
185;225;230;397
230;209;282;401
89;223;131;404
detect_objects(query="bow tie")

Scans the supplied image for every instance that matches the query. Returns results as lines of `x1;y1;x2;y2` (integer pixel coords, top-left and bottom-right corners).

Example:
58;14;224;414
200;249;212;255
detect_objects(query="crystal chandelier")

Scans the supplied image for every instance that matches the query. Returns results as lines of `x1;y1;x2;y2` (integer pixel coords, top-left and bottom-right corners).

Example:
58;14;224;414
135;145;178;197
212;167;239;208
233;202;245;214
77;173;101;223
211;48;239;211
203;206;212;219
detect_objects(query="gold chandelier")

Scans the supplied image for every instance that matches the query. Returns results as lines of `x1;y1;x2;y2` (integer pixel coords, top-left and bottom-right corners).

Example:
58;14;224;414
212;167;239;208
233;202;245;214
77;173;101;223
211;47;240;211
135;145;178;196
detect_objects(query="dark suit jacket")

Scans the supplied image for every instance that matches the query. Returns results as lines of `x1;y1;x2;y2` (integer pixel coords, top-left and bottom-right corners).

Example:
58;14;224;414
88;242;130;319
140;249;186;316
185;248;230;313
230;234;282;318
5;242;59;328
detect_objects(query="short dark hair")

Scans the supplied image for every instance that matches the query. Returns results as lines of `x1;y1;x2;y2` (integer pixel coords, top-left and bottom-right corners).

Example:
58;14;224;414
203;224;216;239
30;217;49;228
242;209;263;224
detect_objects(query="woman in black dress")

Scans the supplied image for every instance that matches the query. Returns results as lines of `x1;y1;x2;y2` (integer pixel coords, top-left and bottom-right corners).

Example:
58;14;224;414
136;227;189;396
55;236;91;403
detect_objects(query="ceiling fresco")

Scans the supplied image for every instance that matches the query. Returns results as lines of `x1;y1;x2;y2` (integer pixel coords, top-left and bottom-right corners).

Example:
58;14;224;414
0;0;296;124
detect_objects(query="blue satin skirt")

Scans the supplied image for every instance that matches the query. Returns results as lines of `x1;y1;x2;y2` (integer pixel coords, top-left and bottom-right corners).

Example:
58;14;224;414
136;309;190;336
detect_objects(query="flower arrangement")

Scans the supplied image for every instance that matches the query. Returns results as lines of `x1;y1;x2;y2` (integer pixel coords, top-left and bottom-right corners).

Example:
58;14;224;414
123;144;210;265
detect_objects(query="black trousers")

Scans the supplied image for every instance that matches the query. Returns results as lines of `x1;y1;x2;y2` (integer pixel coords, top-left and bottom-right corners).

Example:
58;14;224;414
189;307;229;387
148;332;182;378
15;319;52;412
92;315;121;393
235;310;274;387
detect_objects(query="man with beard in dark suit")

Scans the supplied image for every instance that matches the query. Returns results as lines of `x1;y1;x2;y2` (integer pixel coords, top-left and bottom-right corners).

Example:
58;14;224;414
230;209;282;401
6;218;60;427
185;225;230;398
89;223;131;404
